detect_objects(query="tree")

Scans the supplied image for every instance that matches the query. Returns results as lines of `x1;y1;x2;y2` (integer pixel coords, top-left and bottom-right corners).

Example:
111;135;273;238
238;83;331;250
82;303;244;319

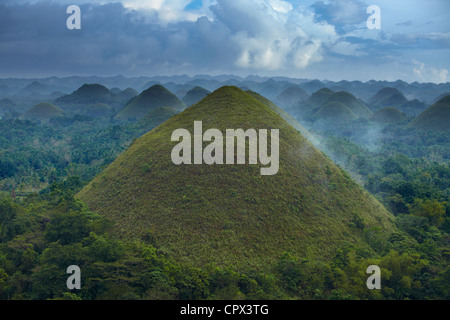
0;199;17;242
408;198;446;227
44;210;91;245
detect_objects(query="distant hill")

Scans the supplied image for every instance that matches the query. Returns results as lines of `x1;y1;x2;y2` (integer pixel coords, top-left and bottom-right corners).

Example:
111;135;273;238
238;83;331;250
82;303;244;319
369;87;407;107
20;81;51;95
313;101;358;126
274;86;309;110
114;85;185;122
323;91;373;119
117;88;139;102
77;86;394;271
308;88;335;107
56;84;116;107
292;88;335;118
18;102;64;123
369;87;426;116
407;95;450;132
254;79;291;100
370;107;408;124
182;86;211;106
300;80;325;94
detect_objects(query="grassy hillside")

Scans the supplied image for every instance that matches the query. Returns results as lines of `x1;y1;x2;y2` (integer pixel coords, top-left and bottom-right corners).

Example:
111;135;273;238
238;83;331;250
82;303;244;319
132;106;179;132
77;86;395;272
407;95;450;132
245;90;320;145
18;102;64;122
115;85;185;122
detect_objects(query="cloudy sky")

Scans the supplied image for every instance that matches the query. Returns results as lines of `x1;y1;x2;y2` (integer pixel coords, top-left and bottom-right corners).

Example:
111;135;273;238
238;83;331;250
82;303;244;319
0;0;449;82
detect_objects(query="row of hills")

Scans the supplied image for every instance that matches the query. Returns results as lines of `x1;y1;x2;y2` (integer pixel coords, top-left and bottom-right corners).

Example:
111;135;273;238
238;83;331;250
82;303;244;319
2;80;448;135
1;75;449;114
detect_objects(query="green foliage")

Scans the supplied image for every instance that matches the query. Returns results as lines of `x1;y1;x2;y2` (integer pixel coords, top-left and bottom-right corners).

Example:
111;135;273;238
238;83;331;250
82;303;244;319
44;211;91;245
407;198;447;226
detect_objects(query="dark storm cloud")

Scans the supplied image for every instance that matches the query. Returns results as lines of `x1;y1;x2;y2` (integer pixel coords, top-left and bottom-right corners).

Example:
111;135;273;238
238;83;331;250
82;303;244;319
0;1;239;77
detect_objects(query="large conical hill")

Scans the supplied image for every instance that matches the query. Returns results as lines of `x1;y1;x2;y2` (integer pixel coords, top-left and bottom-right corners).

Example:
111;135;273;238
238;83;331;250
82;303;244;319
132;107;179;132
114;84;185;121
77;86;395;271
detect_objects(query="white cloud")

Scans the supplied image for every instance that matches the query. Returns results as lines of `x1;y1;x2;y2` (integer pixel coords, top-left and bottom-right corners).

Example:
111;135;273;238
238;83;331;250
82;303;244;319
211;0;338;72
268;0;293;14
413;60;448;83
121;0;209;22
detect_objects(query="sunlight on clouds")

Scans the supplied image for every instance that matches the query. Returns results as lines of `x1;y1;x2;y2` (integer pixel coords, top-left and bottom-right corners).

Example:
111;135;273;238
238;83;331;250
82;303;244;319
213;0;338;71
268;0;293;14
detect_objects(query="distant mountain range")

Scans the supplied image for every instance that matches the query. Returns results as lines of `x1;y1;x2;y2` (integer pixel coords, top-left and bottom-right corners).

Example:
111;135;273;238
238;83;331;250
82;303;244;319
4;78;447;139
1;75;449;105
